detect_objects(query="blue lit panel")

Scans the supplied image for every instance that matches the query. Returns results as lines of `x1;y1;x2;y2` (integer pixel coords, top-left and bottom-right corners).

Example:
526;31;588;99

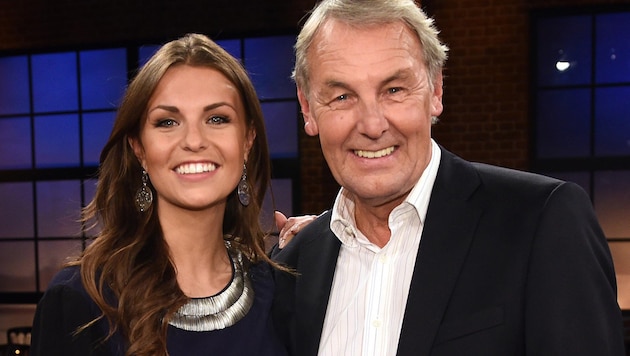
244;36;296;99
82;111;115;166
36;180;82;238
38;239;83;290
32;52;79;113
594;170;630;238
0;241;36;292
0;182;34;238
0;117;32;169
536;89;591;158
138;45;160;67
0;56;30;115
595;86;630;156
217;39;242;60
261;101;298;158
596;13;630;84
34;114;80;168
80;48;128;110
536;16;592;87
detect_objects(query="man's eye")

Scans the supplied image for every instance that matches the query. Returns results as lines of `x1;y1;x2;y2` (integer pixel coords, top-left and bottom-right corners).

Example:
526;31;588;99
335;94;348;101
388;87;403;94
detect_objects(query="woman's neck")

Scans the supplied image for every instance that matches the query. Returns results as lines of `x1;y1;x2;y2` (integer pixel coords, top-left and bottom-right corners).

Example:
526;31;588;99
158;203;232;298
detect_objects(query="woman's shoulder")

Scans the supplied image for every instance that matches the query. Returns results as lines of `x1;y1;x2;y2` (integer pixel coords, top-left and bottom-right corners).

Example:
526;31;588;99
47;265;83;291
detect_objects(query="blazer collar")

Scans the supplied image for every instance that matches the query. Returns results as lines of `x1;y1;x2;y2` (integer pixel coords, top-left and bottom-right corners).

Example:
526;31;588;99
397;147;484;355
293;211;340;355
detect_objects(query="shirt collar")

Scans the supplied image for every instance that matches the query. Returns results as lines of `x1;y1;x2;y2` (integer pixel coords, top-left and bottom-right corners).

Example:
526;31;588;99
330;139;442;246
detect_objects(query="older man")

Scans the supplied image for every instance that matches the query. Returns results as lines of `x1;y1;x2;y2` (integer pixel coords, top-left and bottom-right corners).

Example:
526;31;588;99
272;0;626;355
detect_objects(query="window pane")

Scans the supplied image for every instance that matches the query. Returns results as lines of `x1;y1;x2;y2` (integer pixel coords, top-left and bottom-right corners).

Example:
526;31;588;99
83;178;102;237
245;36;296;99
217;39;242;60
0;241;36;292
0;55;30;115
32;52;79;113
83;111;115;166
536;15;592;87
34;114;80;168
0;305;37;341
38;239;82;290
261;101;298;158
36;180;82;238
80;48;128;110
594;170;630;238
609;241;630;310
0;117;32;169
594;86;630;156
0;182;34;238
536;89;591;158
596;13;630;84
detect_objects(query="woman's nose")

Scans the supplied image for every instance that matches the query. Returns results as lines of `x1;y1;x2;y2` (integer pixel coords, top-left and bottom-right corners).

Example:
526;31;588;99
182;123;208;151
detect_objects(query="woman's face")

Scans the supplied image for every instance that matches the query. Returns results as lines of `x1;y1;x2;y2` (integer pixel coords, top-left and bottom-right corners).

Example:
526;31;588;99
130;64;254;214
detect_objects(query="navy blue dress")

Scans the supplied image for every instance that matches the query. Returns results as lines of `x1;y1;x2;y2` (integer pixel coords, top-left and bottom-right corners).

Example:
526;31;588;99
31;263;287;356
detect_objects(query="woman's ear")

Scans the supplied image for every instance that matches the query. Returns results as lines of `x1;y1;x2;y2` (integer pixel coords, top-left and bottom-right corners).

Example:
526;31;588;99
128;137;146;169
244;128;256;161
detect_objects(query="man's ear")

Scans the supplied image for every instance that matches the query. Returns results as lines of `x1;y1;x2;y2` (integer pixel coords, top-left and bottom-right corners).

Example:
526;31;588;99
297;87;319;136
128;137;146;169
430;71;444;117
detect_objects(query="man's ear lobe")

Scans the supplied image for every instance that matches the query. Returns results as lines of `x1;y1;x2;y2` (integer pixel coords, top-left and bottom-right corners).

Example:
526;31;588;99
297;87;319;136
430;72;444;117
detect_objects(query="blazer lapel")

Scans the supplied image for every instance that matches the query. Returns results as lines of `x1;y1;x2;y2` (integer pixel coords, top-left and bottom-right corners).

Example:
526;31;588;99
397;148;485;355
295;212;341;356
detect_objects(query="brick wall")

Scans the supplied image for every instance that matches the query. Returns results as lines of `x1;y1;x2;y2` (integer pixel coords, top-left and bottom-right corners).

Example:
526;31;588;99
1;0;627;214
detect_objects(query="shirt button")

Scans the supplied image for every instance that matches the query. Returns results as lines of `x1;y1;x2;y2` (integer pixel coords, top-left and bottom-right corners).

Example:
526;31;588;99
378;255;388;264
372;319;382;328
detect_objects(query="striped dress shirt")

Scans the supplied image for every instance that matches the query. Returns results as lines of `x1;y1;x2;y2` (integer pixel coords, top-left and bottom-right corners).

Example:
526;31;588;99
318;139;441;356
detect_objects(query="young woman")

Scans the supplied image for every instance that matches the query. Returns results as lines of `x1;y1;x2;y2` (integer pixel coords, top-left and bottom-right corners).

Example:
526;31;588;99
31;33;287;356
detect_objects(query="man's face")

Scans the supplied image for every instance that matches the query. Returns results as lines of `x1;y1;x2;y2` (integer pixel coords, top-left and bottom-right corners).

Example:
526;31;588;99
298;19;443;209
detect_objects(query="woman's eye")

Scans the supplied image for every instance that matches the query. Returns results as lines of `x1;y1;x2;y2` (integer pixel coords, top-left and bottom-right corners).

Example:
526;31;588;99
209;116;230;125
157;119;177;127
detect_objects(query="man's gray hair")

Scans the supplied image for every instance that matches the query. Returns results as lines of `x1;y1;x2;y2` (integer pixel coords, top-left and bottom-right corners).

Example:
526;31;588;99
292;0;449;100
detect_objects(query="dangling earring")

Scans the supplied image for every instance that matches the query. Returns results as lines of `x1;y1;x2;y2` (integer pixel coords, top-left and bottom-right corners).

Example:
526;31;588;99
237;163;251;206
135;169;153;212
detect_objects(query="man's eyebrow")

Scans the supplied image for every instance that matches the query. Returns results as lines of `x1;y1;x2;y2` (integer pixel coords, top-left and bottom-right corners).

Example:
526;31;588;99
381;68;413;86
324;79;352;91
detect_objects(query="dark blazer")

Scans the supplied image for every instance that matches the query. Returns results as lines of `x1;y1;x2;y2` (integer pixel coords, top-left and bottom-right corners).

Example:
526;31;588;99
272;147;626;356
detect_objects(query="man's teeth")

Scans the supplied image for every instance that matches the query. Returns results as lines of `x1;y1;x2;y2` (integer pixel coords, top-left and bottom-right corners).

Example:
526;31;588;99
354;146;395;158
175;163;216;174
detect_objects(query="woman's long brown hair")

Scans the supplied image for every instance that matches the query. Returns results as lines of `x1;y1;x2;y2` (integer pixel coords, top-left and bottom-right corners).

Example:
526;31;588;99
73;33;274;355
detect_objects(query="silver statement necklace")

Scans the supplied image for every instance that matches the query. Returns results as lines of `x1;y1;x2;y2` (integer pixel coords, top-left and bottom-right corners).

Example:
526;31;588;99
168;243;254;332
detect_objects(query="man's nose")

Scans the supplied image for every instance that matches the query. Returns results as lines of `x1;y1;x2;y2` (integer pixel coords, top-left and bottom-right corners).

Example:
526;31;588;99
356;99;389;139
